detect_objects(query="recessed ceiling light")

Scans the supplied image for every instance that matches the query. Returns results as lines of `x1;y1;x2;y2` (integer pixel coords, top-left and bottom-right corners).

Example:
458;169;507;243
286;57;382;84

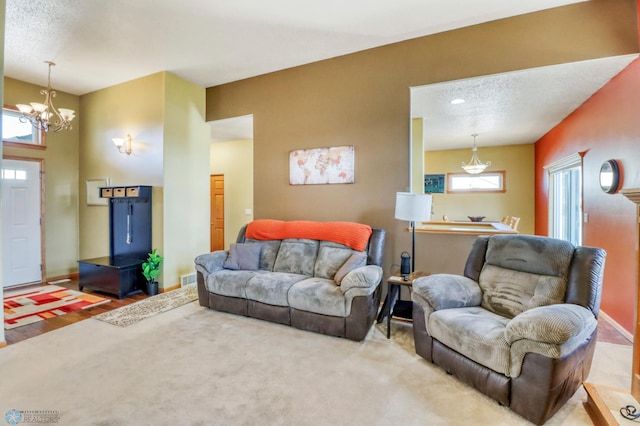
451;98;465;105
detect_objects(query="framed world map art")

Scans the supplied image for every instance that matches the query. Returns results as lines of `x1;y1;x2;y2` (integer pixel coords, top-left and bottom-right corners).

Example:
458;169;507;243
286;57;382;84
289;146;355;185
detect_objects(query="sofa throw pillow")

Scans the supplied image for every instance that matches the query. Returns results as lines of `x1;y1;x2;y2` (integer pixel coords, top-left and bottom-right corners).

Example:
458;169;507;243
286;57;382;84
245;239;281;271
334;251;367;285
223;243;262;271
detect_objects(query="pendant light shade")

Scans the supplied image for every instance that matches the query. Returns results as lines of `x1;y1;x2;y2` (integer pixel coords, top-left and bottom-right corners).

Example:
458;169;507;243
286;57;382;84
461;133;490;174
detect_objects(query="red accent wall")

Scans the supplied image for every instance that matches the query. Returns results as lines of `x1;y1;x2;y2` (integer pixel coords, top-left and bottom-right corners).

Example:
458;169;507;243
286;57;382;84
535;57;640;332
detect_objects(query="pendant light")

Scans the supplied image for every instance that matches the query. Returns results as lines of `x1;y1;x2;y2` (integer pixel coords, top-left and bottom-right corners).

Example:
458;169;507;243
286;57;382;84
461;133;490;174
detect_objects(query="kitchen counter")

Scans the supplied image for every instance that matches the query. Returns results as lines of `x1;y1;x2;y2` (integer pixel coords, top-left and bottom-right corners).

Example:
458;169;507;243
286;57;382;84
415;221;519;235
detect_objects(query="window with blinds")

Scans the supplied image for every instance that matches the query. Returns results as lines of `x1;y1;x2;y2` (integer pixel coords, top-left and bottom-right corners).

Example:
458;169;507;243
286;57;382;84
544;153;583;246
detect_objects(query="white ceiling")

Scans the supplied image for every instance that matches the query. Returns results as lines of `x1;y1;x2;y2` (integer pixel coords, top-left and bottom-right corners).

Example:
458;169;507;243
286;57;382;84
209;115;254;143
412;54;638;151
5;0;585;95
6;0;632;149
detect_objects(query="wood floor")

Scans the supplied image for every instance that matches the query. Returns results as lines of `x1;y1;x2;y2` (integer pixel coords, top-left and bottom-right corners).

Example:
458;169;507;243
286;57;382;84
4;277;148;346
3;278;633;347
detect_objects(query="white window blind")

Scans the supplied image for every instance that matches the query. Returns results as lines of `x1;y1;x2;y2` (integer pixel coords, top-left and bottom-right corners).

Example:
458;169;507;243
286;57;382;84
544;153;583;245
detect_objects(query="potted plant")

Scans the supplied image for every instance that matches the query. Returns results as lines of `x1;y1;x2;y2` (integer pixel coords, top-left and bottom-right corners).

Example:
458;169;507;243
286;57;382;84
141;248;163;296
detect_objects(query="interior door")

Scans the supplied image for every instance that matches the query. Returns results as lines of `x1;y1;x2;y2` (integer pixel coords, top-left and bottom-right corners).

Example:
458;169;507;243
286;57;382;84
210;175;225;251
2;159;42;287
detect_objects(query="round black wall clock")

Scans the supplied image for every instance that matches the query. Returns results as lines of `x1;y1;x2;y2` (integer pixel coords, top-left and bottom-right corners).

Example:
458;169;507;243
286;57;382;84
599;159;621;194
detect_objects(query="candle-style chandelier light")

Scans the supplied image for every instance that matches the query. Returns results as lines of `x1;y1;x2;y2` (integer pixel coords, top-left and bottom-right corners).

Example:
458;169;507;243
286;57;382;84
16;61;76;132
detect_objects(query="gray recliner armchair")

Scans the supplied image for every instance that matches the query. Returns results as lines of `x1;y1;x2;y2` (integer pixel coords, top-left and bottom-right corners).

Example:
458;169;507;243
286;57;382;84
411;234;605;425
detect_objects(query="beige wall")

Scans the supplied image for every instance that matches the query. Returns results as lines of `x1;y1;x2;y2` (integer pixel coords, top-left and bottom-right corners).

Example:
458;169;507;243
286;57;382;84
425;144;535;235
410;118;424;194
3;71;208;293
79;72;209;289
162;73;210;287
3;77;81;279
79;73;164;264
210;139;254;249
206;1;638;276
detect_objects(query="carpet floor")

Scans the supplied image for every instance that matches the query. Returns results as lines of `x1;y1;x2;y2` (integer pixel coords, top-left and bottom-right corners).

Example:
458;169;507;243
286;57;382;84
0;301;631;425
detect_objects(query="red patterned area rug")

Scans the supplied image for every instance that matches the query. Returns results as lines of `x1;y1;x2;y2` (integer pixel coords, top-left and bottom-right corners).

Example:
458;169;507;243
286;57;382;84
4;285;110;329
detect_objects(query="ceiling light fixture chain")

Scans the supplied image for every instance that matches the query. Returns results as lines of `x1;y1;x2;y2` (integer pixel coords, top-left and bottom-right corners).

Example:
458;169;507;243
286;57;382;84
461;133;491;174
16;61;76;133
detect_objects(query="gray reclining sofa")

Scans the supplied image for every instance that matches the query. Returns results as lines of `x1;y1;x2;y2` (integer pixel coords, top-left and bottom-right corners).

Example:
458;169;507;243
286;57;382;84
195;220;386;341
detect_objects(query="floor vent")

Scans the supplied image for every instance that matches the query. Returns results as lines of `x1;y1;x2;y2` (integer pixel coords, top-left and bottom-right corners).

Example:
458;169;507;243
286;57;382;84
180;272;197;287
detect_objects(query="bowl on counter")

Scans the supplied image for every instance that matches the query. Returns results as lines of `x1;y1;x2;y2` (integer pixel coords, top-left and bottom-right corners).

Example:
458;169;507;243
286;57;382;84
468;216;486;222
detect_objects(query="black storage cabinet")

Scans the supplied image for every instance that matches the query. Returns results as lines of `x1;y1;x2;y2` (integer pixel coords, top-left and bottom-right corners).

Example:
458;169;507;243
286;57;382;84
78;186;152;298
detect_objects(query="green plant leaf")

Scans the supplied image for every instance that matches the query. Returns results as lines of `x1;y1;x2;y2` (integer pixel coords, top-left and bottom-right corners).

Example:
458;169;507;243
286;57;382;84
141;248;163;282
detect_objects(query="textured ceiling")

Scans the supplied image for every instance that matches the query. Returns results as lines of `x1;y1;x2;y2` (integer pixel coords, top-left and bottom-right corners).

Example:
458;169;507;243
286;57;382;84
8;0;628;149
412;55;637;151
5;0;585;95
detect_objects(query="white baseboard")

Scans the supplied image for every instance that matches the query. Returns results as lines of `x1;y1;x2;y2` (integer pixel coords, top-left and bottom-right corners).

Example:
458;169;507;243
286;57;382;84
599;310;633;342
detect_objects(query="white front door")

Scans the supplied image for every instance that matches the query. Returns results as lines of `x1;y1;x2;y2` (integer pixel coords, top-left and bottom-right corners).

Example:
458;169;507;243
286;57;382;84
2;159;42;287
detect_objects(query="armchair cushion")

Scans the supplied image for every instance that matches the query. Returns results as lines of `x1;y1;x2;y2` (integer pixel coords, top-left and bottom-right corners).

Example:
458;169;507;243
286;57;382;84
478;265;567;319
485;235;575;278
505;303;597;346
429;307;511;375
412;274;482;311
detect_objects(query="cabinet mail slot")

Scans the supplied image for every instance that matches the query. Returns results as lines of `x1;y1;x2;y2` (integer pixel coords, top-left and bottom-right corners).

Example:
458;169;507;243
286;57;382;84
126;187;139;197
100;188;113;198
113;187;126;197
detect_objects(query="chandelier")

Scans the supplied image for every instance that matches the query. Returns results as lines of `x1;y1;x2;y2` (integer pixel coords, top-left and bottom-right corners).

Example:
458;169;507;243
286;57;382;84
16;61;76;132
461;133;491;174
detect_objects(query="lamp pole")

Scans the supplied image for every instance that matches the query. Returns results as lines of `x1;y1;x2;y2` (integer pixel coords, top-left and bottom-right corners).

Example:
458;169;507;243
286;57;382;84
410;220;416;273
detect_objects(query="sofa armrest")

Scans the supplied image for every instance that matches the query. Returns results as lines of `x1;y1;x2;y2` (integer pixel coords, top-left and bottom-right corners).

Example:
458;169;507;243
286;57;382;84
340;265;383;295
505;303;597;346
411;274;482;311
194;251;228;276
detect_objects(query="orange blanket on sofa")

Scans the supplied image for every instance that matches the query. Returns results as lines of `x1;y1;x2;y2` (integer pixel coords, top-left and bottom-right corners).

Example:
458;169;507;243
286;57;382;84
245;219;372;251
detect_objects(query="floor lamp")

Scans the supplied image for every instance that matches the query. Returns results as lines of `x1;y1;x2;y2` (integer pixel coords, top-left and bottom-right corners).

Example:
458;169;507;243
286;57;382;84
395;192;432;272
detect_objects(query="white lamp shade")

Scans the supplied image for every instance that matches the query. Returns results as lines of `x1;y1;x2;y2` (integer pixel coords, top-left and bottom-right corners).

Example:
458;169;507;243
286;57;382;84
16;104;33;114
395;192;432;222
58;108;76;121
30;102;48;113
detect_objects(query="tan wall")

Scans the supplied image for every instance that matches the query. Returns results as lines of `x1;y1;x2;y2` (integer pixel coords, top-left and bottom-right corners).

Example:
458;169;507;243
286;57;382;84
425;144;535;235
79;72;208;289
162;73;210;288
3;77;81;279
410;118;424;194
206;1;638;276
2;70;208;293
210;139;254;249
79;73;165;268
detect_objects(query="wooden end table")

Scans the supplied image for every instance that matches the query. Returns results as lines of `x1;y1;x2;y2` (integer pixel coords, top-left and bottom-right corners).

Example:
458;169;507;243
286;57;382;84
377;271;429;339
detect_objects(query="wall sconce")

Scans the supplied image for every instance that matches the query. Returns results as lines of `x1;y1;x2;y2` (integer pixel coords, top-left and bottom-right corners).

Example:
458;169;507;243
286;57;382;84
113;134;132;155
